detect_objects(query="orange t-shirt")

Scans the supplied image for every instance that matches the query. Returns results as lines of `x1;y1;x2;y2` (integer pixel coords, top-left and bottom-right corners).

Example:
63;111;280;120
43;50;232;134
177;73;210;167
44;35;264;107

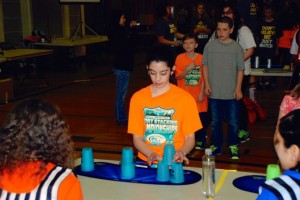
278;29;298;49
0;162;83;200
175;52;208;113
128;84;203;161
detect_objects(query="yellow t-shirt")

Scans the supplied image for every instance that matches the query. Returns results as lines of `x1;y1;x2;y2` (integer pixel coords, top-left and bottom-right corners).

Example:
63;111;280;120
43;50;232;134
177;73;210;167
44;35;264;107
175;52;208;113
128;84;202;161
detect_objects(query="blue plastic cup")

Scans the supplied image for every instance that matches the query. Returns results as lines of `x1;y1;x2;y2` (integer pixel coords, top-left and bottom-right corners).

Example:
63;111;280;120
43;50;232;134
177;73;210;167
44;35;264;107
81;147;95;172
121;147;134;164
170;162;185;184
156;160;170;182
163;144;175;165
121;162;135;179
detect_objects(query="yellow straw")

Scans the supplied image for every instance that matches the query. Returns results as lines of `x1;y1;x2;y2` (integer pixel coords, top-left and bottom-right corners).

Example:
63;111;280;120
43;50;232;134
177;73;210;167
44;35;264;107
206;169;237;200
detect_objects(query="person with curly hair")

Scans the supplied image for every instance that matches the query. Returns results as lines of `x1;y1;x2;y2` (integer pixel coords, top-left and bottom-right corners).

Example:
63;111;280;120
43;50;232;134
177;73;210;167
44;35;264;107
0;99;83;200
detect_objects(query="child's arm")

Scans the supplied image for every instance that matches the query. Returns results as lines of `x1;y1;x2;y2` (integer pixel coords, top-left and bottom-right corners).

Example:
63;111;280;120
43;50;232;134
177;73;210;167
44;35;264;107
244;47;255;61
176;62;196;80
203;64;211;96
175;32;185;39
172;133;195;165
234;70;244;100
198;80;205;102
157;35;181;46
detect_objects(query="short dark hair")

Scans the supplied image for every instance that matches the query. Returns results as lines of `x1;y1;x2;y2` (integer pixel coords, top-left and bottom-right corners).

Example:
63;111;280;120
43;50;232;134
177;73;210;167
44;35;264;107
217;16;234;28
182;33;198;43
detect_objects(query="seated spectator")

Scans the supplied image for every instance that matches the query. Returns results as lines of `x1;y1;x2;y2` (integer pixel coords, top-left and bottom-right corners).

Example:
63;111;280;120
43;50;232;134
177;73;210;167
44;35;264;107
257;109;300;200
0;99;83;200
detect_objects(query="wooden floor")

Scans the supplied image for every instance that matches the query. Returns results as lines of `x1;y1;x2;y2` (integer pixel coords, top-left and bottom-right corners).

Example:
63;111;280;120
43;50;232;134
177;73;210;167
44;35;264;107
0;51;290;173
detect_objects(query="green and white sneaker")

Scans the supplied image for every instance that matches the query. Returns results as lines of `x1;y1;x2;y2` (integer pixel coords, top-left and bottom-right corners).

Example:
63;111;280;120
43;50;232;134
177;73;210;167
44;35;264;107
238;130;250;143
210;145;222;156
229;145;239;160
195;142;205;150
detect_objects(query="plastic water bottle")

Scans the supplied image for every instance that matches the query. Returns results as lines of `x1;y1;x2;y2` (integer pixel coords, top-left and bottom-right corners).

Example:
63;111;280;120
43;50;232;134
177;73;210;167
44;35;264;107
202;148;215;198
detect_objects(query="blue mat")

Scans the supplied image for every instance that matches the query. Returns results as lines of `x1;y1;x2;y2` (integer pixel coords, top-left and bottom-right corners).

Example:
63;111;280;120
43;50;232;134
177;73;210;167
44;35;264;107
232;175;266;194
74;162;202;185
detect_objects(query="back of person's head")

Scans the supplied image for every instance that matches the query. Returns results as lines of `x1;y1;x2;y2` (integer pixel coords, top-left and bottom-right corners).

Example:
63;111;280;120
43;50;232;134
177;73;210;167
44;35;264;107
279;109;300;149
217;16;234;29
147;46;174;69
0;99;73;175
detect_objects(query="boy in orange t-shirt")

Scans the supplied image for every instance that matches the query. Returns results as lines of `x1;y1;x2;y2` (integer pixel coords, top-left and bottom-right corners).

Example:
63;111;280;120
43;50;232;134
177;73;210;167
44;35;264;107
128;46;202;166
175;34;208;150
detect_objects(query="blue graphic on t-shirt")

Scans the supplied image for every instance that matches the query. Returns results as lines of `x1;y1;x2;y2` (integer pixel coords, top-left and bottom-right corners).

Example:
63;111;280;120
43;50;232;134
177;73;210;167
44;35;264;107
144;107;178;146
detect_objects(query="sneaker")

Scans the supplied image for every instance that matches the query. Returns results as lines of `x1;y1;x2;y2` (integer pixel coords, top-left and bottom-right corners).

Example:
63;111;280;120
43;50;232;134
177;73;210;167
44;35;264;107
238;130;250;143
195;142;205;150
210;145;222;156
229;145;239;160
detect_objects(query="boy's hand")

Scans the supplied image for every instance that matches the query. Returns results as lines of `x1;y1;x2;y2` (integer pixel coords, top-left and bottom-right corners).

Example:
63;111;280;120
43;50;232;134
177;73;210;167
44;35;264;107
234;89;243;100
147;152;162;166
186;62;196;71
204;86;212;96
172;150;189;164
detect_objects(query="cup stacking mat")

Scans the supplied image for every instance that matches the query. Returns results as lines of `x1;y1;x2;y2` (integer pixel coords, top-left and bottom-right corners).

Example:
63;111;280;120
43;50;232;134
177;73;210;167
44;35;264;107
74;162;202;185
232;175;266;193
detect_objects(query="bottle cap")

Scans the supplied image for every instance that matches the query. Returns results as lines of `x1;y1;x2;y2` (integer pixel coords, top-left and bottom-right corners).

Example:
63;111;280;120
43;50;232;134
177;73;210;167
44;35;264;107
205;148;212;155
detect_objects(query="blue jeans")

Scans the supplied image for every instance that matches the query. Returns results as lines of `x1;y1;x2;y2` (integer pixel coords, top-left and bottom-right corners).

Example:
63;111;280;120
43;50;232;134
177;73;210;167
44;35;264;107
195;112;208;145
113;68;130;122
209;98;240;149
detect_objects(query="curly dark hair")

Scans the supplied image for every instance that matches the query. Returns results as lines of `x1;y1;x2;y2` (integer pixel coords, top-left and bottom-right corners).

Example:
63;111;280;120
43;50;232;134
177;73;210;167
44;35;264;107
0;99;74;176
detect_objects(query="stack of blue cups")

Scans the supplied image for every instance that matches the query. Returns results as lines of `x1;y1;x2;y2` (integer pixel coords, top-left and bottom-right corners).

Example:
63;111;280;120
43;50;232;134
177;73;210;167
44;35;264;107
170;162;184;183
156;143;185;183
121;147;135;180
157;143;186;183
156;160;170;182
81;147;95;172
